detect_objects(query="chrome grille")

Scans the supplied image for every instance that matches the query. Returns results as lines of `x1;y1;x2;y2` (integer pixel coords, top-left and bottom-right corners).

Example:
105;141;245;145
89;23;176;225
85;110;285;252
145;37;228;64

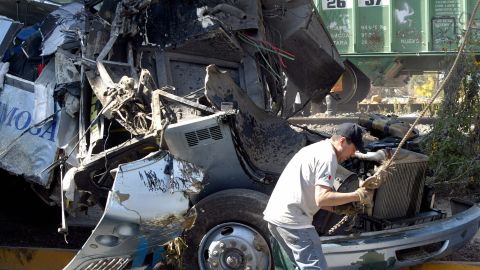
82;257;130;270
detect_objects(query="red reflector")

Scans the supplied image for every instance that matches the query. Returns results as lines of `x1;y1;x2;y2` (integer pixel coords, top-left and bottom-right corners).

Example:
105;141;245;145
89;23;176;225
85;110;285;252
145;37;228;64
37;63;45;75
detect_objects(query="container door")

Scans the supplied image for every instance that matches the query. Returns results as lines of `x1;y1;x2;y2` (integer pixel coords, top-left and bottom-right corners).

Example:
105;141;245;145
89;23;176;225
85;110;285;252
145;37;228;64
316;0;355;53
430;0;466;51
391;0;428;52
355;0;391;53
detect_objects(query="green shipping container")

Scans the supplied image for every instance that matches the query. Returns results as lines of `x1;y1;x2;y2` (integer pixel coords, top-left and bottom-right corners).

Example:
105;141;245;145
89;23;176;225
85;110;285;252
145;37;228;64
313;0;480;109
316;0;480;54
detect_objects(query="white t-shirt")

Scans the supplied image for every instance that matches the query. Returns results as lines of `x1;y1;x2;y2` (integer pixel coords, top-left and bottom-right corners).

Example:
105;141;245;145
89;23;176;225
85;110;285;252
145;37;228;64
263;139;337;228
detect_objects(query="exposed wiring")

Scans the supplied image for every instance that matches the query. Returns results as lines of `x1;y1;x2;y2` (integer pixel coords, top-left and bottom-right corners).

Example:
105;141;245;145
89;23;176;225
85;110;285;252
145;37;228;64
235;31;287;112
238;34;281;80
103;120;113;172
237;32;295;60
67;99;113;160
257;47;282;81
238;33;288;80
42;99;115;174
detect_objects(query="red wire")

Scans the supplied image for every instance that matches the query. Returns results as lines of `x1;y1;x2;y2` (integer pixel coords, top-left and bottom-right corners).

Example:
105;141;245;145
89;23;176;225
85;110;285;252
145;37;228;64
261;39;295;58
241;32;295;58
279;55;286;68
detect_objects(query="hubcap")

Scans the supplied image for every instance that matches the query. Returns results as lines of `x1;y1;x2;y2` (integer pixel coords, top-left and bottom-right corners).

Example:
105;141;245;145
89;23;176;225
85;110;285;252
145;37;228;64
198;222;271;270
225;250;242;268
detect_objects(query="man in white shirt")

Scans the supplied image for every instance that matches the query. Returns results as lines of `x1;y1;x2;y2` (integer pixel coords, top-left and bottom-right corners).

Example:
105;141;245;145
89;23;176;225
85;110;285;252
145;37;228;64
263;123;373;269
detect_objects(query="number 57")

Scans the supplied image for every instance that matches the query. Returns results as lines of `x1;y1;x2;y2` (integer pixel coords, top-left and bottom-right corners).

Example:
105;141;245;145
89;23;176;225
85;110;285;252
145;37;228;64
365;0;382;5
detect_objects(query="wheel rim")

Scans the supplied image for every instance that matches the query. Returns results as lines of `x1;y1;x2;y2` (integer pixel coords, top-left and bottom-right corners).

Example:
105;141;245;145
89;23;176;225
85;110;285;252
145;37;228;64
198;222;271;270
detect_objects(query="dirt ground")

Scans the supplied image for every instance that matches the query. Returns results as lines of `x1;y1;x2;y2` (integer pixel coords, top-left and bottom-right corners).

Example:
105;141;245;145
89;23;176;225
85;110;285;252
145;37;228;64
434;183;480;261
442;230;480;261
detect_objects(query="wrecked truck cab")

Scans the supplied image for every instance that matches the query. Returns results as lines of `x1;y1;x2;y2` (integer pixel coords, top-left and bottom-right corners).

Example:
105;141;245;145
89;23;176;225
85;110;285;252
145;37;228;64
0;0;479;270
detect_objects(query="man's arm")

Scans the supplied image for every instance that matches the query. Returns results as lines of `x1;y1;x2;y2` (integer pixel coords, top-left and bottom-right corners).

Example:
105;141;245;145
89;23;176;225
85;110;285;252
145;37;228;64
315;185;360;208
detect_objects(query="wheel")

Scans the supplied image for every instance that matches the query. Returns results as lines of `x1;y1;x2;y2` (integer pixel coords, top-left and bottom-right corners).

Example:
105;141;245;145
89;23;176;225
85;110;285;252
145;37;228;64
310;60;371;113
181;189;272;270
335;61;371;112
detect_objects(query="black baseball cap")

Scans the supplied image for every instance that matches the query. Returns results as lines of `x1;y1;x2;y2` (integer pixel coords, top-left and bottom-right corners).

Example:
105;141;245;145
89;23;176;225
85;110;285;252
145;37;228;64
335;123;366;153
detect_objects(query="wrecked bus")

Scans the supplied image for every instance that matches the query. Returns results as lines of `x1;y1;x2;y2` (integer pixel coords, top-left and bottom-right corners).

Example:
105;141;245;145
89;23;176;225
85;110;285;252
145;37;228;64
0;0;479;269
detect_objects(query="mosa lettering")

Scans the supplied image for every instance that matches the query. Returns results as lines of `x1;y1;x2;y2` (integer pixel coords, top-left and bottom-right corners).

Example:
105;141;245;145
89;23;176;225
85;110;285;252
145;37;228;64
0;101;57;142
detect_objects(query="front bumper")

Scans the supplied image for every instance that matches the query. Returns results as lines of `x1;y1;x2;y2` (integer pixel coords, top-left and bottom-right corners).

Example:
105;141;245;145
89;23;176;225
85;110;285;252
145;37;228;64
322;201;480;269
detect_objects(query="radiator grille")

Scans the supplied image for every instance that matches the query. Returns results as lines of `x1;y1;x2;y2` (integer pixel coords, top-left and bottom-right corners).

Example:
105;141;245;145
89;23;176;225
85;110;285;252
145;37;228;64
184;125;224;147
82;257;130;270
373;160;428;219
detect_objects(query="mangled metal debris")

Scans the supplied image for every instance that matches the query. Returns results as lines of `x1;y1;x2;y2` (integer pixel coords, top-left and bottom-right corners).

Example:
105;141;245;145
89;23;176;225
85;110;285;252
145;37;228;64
64;151;204;270
204;64;307;175
40;2;84;56
0;0;478;269
0;16;22;58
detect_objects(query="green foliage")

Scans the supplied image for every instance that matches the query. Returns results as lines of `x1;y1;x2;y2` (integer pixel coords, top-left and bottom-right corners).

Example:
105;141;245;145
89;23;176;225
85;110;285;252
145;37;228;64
423;56;480;184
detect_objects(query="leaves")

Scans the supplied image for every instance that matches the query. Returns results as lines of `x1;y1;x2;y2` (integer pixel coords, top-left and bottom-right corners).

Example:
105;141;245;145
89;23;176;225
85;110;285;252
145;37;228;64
423;56;480;184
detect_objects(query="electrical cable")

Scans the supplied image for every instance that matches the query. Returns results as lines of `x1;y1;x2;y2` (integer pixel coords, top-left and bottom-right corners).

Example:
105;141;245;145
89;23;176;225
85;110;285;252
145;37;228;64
41;99;114;174
103;120;112;172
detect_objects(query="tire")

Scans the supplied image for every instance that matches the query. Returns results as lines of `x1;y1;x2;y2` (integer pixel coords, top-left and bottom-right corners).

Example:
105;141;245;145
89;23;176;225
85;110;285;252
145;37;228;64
310;60;371;113
181;189;272;270
336;61;371;112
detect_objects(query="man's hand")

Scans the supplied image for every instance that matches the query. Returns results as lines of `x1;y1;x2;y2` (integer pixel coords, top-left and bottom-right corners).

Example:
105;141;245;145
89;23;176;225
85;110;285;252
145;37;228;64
355;187;374;206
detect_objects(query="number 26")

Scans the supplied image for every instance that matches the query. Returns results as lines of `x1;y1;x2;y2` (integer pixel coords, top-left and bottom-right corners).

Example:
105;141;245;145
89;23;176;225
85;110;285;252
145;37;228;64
327;0;347;8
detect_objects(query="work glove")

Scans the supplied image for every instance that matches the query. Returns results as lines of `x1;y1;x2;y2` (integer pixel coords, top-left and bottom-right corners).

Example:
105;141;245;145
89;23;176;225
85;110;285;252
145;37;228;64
355;187;374;207
333;203;358;216
360;173;385;189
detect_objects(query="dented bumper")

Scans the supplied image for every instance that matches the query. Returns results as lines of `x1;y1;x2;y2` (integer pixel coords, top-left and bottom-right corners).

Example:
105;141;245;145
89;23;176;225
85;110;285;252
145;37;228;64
322;201;480;269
